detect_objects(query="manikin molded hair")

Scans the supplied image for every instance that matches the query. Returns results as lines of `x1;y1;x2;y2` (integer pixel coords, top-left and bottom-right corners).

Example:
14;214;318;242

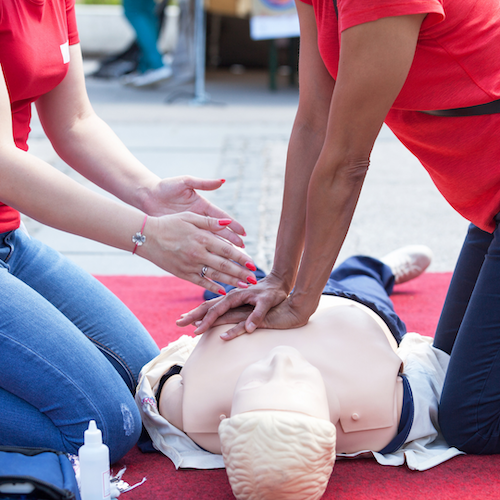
219;411;336;500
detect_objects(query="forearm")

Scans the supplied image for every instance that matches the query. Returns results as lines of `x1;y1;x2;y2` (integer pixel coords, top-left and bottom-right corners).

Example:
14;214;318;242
290;153;368;315
270;1;335;293
0;144;144;250
0;142;258;294
42;111;161;214
271;113;330;292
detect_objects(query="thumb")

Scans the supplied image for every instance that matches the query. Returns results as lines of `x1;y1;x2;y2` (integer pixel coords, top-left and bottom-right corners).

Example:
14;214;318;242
245;306;269;333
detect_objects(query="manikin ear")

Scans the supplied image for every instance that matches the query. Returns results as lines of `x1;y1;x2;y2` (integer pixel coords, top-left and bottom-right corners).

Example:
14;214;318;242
158;374;184;432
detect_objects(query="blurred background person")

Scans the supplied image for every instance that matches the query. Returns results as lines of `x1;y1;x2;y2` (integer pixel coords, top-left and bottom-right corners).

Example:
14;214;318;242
121;0;173;87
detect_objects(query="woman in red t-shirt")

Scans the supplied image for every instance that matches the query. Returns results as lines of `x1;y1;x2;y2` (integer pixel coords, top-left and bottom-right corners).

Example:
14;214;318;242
180;0;500;455
0;0;256;462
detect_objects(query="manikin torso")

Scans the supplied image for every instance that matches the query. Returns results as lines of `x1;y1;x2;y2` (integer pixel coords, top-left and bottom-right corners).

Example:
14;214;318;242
159;296;404;455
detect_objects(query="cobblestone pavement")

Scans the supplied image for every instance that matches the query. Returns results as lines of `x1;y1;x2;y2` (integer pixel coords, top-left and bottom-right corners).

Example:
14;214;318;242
25;67;469;276
211;135;289;273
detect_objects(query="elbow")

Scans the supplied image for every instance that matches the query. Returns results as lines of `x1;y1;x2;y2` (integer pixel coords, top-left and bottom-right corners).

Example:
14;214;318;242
342;157;370;184
328;156;370;189
310;154;370;200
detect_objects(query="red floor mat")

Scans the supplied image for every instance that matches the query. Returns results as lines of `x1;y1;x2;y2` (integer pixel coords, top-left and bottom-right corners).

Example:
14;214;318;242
96;273;500;500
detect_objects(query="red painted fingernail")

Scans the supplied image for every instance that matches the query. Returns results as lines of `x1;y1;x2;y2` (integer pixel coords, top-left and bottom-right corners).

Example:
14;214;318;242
238;281;249;289
218;219;232;226
218;288;227;295
245;261;257;271
220;179;226;184
247;275;257;285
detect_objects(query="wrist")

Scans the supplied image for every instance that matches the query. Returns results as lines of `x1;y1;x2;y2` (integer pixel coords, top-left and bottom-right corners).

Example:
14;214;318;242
268;267;296;295
288;288;321;318
131;214;148;255
133;215;160;260
135;176;162;215
268;262;297;295
271;241;304;294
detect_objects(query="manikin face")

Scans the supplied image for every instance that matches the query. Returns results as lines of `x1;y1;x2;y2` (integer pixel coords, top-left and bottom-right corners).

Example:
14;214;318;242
231;346;331;420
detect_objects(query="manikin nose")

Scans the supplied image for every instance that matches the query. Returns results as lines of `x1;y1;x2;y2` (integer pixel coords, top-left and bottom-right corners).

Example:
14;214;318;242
268;346;300;377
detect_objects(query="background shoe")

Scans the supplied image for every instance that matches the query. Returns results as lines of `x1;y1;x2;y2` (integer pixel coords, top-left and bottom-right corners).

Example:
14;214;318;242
381;245;433;284
123;65;173;88
120;71;140;86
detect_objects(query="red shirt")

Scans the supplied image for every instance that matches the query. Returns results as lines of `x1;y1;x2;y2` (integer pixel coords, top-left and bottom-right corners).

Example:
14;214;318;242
0;0;79;233
300;0;500;232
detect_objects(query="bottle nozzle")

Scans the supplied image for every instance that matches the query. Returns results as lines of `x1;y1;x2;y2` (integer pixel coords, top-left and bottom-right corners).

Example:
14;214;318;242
84;419;103;446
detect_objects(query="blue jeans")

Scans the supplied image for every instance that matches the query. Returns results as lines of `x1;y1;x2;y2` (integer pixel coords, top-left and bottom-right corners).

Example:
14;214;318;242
434;218;500;454
322;255;406;344
0;230;160;463
123;0;164;72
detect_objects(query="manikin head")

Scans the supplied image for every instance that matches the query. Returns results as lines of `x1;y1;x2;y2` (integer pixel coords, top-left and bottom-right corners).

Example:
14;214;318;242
218;346;337;500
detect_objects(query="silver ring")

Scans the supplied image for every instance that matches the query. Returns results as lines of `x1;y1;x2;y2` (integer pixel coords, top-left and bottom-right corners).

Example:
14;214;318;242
200;265;208;279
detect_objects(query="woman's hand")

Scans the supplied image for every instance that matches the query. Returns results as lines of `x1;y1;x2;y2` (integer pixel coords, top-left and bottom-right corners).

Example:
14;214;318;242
176;272;290;334
138;212;256;296
218;295;313;340
143;176;246;248
177;287;314;340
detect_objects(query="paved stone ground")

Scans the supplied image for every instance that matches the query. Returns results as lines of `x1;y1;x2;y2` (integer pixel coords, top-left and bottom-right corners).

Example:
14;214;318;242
25;66;469;276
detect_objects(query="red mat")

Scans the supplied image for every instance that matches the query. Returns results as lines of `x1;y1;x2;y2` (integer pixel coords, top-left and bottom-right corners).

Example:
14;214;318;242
96;274;500;500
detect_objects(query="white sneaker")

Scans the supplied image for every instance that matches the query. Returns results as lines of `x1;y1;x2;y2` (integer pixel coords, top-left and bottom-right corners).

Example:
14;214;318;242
120;71;140;86
122;65;172;88
381;245;433;284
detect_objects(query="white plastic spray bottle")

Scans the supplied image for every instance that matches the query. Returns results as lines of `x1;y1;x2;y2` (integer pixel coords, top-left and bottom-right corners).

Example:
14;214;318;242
78;420;111;500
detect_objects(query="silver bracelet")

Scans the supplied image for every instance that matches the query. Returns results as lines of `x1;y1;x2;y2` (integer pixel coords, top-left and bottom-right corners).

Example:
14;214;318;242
132;215;148;255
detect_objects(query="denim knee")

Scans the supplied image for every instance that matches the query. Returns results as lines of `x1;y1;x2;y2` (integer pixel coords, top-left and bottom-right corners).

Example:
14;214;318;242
439;402;500;455
89;394;142;464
